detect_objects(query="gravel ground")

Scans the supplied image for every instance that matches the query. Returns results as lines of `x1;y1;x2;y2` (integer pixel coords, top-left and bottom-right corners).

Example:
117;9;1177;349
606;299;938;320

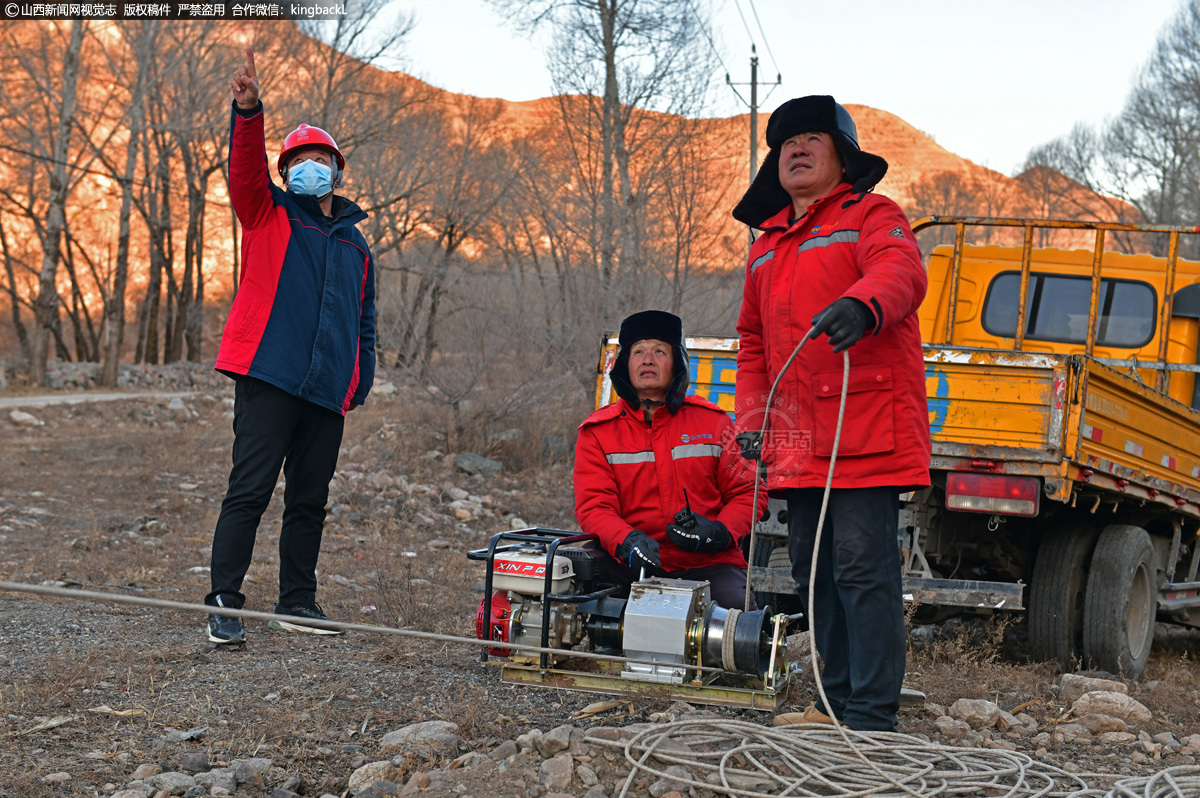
2;381;1199;797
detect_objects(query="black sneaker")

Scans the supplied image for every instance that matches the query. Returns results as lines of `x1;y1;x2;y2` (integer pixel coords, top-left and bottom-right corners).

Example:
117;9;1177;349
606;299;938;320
269;602;344;635
206;613;246;645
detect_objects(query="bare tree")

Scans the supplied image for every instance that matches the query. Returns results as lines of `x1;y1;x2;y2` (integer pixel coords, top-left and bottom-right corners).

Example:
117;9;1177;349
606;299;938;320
966;168;1020;234
280;3;416;140
79;22;167;384
132;97;176;365
0;21;92;385
643;117;739;315
491;0;720;321
357;95;451;366
1022;1;1200;254
158;23;234;363
0;211;33;363
905;170;971;249
387;98;518;374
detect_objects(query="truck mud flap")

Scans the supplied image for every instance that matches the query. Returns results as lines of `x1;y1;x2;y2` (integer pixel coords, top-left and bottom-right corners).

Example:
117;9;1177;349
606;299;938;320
751;568;1025;611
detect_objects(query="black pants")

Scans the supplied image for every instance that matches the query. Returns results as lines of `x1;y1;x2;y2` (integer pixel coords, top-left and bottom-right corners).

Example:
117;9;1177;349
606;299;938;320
787;486;905;731
610;561;756;611
670;564;757;611
206;377;344;610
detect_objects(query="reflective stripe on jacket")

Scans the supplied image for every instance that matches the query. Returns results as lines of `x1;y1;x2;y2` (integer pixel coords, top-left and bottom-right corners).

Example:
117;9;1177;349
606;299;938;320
734;184;932;490
214;101;376;415
573;395;767;572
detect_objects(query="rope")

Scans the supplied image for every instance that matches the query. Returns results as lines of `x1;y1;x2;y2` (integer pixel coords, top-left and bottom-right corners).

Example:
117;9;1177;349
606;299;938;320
727;337;1200;798
586;720;1200;797
0;580;731;675
722;607;741;673
7;346;1198;797
742;327;821;614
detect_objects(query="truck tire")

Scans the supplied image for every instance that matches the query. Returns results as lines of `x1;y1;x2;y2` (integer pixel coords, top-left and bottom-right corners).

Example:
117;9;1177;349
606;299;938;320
1028;521;1098;671
1083;524;1157;678
750;537;804;622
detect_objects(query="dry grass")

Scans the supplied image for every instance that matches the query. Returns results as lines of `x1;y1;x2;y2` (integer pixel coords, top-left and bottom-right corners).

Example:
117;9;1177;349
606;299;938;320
907;615;1064;715
1135;629;1200;733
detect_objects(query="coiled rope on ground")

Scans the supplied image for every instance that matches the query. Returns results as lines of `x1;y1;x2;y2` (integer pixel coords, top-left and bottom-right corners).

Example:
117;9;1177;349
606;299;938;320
586;719;1200;798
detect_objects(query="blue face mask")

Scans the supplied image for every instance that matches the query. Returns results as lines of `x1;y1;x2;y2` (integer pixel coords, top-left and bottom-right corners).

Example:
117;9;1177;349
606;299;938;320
287;159;333;197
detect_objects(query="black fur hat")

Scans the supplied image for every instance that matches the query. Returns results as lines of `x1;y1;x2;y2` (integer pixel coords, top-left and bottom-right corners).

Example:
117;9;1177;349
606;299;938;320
732;95;889;228
610;310;690;414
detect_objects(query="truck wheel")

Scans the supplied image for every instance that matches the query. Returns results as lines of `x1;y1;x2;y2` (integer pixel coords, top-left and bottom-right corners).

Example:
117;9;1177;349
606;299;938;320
1083;524;1157;678
750;538;804;621
1028;522;1098;670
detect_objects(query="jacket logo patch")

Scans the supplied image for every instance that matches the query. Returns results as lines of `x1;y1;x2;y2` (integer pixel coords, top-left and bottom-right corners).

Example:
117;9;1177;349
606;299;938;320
889;226;905;238
680;433;713;443
810;226;821;233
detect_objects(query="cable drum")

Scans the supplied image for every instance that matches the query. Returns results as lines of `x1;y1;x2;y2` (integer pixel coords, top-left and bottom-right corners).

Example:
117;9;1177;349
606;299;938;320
699;605;774;677
729;608;772;676
586;720;1200;798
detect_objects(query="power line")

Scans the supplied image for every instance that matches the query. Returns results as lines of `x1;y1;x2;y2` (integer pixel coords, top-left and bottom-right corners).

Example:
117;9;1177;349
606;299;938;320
682;0;732;79
730;0;755;46
746;0;781;77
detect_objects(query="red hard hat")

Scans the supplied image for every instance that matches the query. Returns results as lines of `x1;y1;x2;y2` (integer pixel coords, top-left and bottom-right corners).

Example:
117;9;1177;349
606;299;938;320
277;123;345;177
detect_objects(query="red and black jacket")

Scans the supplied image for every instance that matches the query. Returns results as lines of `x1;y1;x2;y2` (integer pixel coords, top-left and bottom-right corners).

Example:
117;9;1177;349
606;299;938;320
215;101;375;415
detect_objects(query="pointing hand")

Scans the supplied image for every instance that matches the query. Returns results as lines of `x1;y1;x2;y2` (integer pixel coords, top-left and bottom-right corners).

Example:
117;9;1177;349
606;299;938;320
231;47;260;109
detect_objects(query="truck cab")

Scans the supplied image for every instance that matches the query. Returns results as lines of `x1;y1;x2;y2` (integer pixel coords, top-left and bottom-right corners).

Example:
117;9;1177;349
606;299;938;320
922;239;1200;407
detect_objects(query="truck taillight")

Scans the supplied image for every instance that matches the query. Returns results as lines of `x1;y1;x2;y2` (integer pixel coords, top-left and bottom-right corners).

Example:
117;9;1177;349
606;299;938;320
945;472;1039;516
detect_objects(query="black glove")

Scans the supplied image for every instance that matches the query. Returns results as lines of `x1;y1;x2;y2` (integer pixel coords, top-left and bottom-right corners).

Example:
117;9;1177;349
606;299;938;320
810;297;874;353
735;430;762;461
616;529;663;576
666;508;732;553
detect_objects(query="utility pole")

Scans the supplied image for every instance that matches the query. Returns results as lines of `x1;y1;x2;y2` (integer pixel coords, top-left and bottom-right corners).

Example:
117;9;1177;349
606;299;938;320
727;45;781;243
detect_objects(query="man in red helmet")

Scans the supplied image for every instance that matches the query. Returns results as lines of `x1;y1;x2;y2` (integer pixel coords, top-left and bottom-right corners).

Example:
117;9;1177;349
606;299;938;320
203;48;376;645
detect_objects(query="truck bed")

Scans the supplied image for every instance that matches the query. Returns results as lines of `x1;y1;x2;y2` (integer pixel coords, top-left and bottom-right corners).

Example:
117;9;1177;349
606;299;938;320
924;344;1200;516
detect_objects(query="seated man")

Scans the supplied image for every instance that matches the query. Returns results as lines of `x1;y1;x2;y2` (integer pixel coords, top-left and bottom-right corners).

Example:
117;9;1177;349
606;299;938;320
573;310;766;609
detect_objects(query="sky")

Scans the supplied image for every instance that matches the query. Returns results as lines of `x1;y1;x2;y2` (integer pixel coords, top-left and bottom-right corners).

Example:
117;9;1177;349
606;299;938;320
379;0;1185;178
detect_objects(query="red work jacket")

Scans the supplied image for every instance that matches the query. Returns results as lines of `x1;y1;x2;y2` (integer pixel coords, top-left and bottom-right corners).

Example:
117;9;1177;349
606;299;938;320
574;396;766;572
735;184;932;490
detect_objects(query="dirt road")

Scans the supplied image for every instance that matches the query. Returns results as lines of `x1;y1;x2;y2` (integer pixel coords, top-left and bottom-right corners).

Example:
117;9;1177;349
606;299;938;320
0;391;196;409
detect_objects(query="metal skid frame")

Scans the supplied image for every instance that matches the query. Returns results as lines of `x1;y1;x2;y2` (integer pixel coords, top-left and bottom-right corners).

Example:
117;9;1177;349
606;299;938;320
496;656;788;712
468;527;792;711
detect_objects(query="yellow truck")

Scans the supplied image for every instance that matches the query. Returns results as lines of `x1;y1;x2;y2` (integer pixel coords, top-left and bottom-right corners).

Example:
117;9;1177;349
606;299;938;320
595;217;1200;679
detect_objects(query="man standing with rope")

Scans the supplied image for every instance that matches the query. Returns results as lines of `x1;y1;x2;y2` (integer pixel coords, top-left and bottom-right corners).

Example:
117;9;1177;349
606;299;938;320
732;96;930;731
